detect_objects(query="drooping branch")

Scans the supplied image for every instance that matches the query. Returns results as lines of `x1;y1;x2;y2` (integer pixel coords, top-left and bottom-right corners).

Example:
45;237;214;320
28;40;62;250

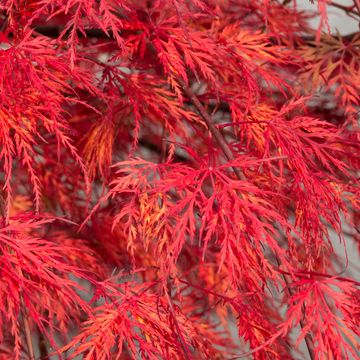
181;82;317;360
31;25;360;46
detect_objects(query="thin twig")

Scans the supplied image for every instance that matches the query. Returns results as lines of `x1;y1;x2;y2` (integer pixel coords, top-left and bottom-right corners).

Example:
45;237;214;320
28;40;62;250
178;278;234;302
164;280;191;360
329;1;359;17
354;0;360;15
275;258;315;360
21;297;35;360
37;329;48;360
181;82;245;181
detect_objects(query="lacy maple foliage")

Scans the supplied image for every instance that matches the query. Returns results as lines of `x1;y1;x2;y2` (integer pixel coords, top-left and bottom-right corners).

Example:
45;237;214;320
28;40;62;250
0;0;359;359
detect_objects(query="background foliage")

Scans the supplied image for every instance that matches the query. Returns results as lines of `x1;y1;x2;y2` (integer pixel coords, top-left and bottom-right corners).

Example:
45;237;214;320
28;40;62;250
0;0;359;359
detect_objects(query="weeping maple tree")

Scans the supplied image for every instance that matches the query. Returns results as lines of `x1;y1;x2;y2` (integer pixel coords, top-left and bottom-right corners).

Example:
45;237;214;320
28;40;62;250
0;0;359;359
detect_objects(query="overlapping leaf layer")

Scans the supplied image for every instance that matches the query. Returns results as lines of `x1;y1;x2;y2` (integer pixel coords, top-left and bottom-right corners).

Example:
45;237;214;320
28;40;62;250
0;0;359;359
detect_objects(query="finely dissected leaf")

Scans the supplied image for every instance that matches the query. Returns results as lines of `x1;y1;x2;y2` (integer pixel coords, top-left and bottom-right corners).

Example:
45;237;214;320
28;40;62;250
0;31;93;219
0;213;94;359
86;155;292;287
276;276;360;359
61;279;228;359
0;0;359;359
300;33;360;114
